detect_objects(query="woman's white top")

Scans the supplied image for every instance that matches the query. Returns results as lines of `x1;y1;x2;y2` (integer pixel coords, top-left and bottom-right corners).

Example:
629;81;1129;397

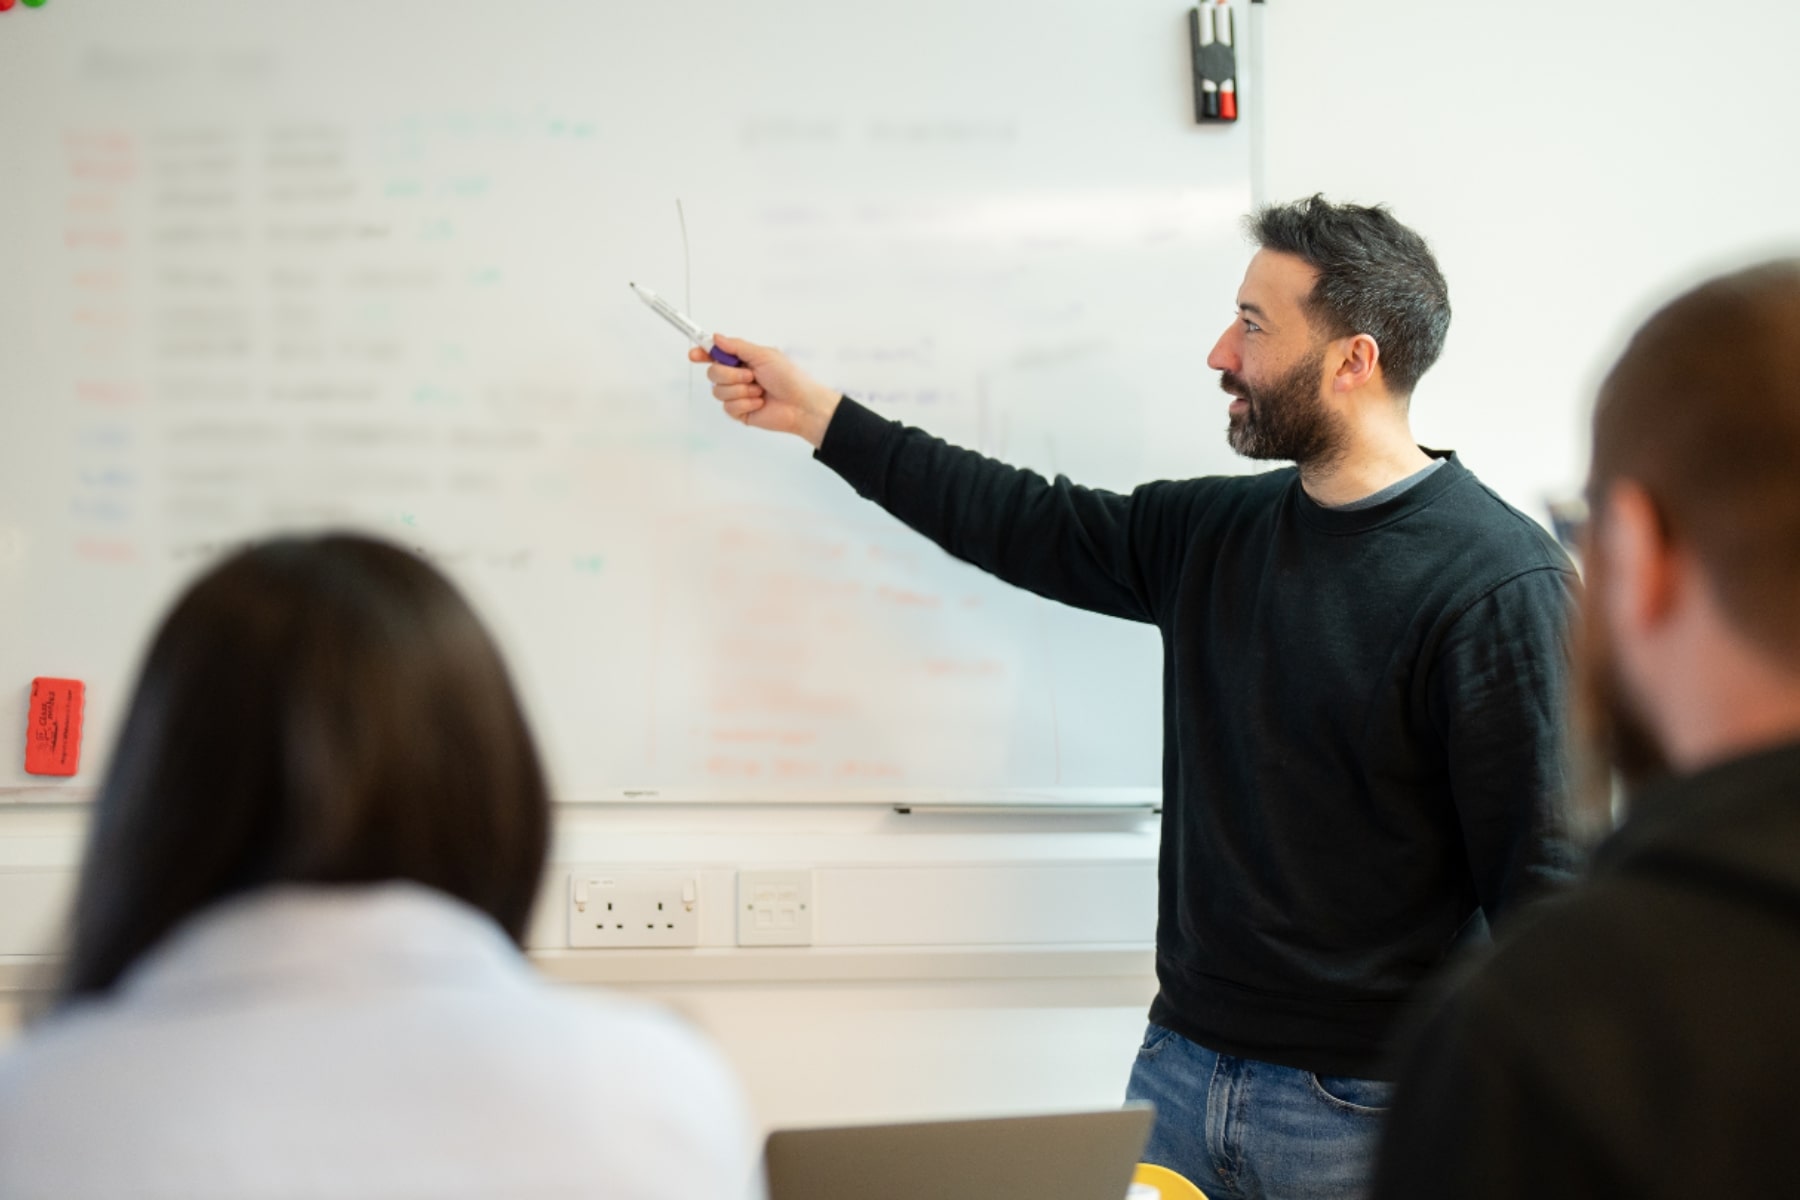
0;883;759;1199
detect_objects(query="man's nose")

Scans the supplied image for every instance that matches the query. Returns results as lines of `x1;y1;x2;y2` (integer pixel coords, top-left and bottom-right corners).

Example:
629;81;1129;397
1206;327;1237;373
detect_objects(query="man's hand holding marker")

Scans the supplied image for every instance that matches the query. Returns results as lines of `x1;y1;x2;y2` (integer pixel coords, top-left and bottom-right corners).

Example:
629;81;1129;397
689;336;842;450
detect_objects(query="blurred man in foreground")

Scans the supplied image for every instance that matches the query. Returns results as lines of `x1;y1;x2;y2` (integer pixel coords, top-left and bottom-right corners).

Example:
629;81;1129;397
1374;259;1800;1197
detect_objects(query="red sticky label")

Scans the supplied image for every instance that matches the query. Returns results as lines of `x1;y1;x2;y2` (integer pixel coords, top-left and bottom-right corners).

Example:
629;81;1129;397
25;678;86;777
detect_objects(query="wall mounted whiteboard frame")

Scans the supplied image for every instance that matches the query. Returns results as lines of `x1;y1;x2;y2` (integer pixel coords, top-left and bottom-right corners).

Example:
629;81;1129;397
0;0;1257;804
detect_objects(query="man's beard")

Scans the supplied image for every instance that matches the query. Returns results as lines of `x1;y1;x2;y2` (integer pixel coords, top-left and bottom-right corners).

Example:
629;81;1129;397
1220;352;1347;469
1574;562;1671;824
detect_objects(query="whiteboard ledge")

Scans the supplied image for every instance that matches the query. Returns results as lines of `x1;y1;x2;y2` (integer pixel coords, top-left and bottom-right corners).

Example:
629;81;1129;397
2;786;1165;811
0;787;96;805
566;788;1165;810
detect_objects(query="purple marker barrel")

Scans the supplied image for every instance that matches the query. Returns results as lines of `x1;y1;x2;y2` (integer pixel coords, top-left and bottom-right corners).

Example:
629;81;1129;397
708;344;744;368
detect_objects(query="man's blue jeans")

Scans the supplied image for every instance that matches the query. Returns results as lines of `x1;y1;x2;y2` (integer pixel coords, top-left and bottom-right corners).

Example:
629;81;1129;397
1124;1023;1394;1200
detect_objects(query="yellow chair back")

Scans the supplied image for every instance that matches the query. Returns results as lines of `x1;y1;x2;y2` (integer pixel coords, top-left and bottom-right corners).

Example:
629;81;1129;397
1131;1161;1208;1200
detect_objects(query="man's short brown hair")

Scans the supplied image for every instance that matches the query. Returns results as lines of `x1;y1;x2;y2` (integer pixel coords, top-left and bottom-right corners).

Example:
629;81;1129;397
1591;259;1800;667
1249;195;1451;397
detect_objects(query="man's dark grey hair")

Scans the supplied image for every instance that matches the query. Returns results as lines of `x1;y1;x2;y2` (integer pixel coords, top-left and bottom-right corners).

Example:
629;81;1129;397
1248;195;1451;398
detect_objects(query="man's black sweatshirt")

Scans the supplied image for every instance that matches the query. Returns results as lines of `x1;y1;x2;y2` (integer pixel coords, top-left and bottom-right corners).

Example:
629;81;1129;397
816;397;1582;1079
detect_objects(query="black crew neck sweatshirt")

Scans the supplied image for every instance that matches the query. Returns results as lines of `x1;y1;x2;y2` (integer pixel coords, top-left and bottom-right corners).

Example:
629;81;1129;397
816;397;1581;1078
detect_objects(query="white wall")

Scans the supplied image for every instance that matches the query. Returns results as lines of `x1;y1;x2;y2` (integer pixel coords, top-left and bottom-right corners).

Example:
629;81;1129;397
1257;0;1800;517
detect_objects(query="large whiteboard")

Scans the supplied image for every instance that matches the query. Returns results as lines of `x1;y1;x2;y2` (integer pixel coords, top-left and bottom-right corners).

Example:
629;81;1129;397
0;0;1254;799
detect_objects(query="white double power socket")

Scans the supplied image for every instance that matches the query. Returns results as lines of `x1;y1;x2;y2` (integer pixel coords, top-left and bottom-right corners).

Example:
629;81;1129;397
567;869;700;948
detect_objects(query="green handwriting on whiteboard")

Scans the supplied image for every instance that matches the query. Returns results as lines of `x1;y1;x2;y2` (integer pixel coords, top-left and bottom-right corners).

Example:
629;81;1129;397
412;385;463;408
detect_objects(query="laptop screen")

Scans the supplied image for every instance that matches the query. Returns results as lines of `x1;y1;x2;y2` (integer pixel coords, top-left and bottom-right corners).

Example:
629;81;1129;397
764;1106;1155;1200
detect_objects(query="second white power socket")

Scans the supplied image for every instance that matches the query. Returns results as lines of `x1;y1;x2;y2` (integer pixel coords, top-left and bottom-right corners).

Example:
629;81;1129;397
568;869;700;948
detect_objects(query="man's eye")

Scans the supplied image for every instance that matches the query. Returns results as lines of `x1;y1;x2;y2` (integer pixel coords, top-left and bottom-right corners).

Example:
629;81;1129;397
1242;320;1261;333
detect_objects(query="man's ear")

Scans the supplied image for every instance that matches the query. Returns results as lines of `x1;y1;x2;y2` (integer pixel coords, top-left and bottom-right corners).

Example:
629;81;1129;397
1599;480;1681;636
1331;333;1382;394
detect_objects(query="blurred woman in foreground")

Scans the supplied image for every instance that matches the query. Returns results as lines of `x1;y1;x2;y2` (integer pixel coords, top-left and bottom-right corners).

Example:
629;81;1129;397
0;534;757;1199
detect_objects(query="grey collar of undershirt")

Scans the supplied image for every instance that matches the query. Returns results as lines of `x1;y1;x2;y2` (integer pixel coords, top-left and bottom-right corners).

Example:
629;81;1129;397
1325;457;1446;512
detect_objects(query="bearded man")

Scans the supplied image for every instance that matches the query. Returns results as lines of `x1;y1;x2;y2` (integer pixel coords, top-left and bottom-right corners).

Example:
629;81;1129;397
1372;260;1800;1199
695;195;1580;1200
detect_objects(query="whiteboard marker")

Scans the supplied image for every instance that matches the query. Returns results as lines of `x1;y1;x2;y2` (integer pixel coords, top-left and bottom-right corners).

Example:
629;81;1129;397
629;282;744;366
1216;1;1238;121
1199;6;1220;119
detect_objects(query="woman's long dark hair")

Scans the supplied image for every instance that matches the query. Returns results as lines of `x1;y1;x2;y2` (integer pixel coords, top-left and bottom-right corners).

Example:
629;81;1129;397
58;534;550;1003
